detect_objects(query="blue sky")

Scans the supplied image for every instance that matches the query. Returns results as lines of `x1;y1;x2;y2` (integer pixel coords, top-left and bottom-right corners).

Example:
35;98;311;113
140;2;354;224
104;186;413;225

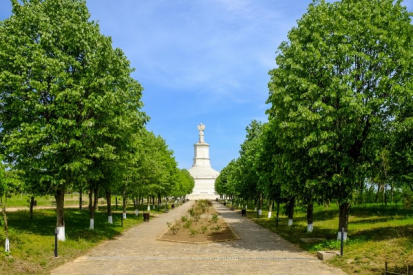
1;0;412;171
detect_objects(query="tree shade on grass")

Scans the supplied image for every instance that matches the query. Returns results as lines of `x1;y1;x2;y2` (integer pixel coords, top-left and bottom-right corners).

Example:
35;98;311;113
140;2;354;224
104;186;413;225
0;205;173;274
237;202;413;275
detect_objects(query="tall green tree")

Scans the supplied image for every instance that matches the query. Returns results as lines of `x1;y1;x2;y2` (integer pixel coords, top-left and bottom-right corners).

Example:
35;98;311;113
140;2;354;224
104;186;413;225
238;121;263;213
267;0;412;239
256;122;285;224
0;0;146;238
390;90;413;193
172;169;194;199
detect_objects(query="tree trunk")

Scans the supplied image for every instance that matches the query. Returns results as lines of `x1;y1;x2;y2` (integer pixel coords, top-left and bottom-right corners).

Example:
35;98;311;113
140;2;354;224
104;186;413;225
93;186;98;210
287;197;295;226
268;200;273;218
106;190;112;224
2;193;10;252
122;193;127;219
115;196;118;210
89;186;95;230
359;185;364;205
134;197;139;216
55;188;65;241
375;184;381;203
29;196;35;220
79;186;82;210
276;201;280;227
306;202;314;232
147;196;150;211
338;202;350;240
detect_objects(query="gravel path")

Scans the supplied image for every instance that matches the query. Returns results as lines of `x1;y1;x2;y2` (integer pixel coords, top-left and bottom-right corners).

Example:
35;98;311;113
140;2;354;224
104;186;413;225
52;201;344;274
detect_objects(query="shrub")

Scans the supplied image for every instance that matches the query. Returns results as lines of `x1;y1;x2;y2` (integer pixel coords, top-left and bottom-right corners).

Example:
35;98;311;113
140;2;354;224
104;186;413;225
189;228;198;236
183;219;193;229
211;213;218;223
212;225;221;231
167;221;180;234
189;208;195;217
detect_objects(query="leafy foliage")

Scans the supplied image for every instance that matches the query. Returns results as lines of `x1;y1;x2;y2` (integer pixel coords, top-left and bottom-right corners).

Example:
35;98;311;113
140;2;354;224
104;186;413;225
217;0;412;234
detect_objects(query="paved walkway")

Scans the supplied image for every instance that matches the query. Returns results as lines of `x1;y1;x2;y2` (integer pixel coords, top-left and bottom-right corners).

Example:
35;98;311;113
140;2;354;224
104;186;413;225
52;201;344;274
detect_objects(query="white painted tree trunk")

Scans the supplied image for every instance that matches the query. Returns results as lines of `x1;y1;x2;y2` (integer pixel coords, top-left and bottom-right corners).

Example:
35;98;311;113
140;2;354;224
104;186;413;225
122;212;127;219
288;219;293;226
89;218;94;230
267;211;272;218
108;215;113;224
307;223;313;232
258;209;262;216
135;209;139;216
57;226;66;241
254;207;257;212
4;238;10;252
147;205;150;211
337;231;348;241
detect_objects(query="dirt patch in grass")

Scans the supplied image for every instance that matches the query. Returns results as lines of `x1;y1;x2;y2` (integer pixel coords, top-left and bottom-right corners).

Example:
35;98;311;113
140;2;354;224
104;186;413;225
159;200;238;243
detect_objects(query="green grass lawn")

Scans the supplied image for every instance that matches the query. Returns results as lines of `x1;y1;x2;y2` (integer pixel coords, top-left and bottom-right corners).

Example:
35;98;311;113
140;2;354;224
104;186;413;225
234;202;413;275
0;204;169;274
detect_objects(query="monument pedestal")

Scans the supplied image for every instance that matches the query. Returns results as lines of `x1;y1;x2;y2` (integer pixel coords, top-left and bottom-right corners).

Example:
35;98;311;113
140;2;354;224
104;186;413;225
188;123;219;200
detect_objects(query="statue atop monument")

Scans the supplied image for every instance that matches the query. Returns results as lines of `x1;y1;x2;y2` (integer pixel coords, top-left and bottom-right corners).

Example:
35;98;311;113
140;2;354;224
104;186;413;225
198;123;205;143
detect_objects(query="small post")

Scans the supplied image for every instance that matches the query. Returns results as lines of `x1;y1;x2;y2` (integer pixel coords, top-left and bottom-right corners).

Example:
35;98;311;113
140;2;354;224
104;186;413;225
121;213;123;227
340;227;344;256
385;261;388;275
54;228;58;257
115;197;118;210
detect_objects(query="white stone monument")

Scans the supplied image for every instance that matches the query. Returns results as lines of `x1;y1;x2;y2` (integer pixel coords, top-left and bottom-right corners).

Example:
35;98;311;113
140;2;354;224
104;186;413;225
187;123;219;200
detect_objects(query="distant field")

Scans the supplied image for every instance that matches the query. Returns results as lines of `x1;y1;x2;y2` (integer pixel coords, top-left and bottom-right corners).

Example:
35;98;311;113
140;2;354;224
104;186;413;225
6;194;147;208
0;204;171;274
7;194;89;208
238;202;413;275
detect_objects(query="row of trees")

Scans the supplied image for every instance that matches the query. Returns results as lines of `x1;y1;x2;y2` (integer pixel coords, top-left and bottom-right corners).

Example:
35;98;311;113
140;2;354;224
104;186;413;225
216;0;412;240
0;0;193;251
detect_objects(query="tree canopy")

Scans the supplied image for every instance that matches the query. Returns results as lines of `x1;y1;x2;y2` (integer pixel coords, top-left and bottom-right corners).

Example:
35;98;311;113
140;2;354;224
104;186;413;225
0;0;193;243
217;0;412;238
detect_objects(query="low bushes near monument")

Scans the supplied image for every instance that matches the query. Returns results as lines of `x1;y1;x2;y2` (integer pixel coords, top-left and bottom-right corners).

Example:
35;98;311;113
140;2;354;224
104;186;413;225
160;200;237;243
238;202;412;275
